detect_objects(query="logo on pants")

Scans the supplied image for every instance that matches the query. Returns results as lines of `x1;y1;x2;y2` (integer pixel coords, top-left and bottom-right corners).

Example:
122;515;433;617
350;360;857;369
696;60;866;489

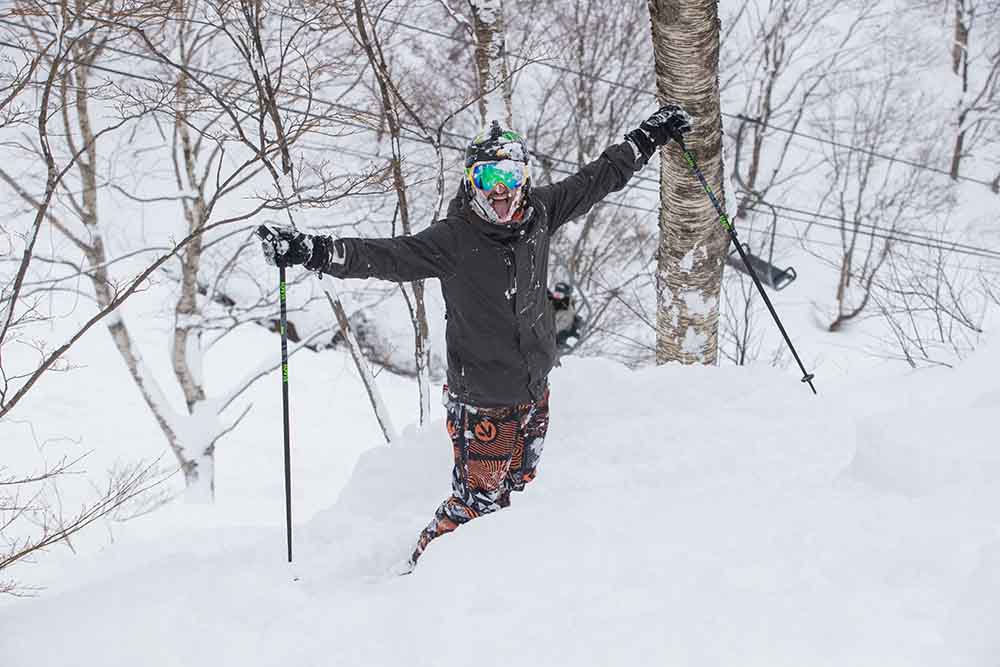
473;420;497;442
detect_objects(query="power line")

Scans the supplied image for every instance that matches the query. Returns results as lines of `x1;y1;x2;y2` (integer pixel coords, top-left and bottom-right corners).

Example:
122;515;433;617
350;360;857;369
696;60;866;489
5;23;1000;267
379;15;998;189
7;12;996;204
750;206;1000;264
305;134;1000;269
15;12;990;195
754;199;1000;260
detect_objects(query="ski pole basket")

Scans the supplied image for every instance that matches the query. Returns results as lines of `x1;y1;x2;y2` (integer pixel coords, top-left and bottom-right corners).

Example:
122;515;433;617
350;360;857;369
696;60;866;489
726;243;797;291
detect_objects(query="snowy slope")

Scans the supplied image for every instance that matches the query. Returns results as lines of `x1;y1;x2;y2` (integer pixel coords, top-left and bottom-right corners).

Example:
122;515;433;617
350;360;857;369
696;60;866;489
3;345;999;667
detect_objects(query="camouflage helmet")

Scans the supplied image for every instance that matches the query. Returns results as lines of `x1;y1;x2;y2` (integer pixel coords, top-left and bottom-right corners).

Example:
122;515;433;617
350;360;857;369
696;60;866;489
465;120;531;167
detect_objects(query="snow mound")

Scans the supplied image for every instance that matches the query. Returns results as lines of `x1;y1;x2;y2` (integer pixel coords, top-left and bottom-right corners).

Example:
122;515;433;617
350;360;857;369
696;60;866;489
843;336;1000;496
846;408;1000;496
2;355;998;666
944;541;1000;666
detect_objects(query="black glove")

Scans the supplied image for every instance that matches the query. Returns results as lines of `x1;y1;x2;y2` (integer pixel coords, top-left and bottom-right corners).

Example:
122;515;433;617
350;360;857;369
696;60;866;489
256;224;314;267
625;103;693;162
256;223;342;271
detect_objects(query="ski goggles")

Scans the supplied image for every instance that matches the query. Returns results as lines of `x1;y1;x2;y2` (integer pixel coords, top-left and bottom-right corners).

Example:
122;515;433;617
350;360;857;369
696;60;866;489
468;160;528;193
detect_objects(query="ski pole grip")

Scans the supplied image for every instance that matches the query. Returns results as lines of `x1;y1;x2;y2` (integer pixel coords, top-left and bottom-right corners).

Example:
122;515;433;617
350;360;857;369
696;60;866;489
256;224;276;242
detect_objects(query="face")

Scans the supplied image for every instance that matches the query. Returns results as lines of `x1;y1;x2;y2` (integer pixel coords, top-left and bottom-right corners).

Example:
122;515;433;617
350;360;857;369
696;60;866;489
467;159;529;224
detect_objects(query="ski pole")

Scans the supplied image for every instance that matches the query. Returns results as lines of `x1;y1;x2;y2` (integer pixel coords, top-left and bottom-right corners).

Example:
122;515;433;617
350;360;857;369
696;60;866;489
671;134;817;395
256;225;295;561
278;263;293;561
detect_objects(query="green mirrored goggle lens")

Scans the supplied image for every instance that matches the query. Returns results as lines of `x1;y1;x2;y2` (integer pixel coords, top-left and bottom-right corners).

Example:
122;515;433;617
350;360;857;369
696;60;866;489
471;162;524;191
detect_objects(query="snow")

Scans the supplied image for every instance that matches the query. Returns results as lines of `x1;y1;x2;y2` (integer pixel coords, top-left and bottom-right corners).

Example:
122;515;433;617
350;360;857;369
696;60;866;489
470;0;502;26
186;329;204;390
2;1;999;663
3;334;1000;666
682;286;716;318
679;246;698;272
104;309;123;328
680;325;709;356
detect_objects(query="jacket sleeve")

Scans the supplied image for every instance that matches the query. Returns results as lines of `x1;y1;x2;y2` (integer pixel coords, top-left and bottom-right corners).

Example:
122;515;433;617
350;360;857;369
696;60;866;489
318;220;459;282
533;142;640;233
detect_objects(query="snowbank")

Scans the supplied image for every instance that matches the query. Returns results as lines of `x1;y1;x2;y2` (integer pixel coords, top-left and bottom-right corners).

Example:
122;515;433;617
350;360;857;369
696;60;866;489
2;350;999;666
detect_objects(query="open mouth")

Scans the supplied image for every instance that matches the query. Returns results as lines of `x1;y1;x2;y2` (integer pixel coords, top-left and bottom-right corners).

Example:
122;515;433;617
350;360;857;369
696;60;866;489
489;192;512;219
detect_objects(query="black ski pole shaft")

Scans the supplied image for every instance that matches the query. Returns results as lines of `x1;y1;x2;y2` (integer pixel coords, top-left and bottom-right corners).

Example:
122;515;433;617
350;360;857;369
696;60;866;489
673;136;816;395
278;264;294;561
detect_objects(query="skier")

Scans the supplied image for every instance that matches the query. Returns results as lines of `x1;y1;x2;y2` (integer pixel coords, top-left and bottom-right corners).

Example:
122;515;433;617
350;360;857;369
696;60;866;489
258;104;692;572
548;281;583;352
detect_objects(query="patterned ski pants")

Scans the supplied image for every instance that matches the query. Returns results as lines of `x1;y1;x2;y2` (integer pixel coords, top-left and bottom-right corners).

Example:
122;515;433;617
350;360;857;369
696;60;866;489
411;386;550;564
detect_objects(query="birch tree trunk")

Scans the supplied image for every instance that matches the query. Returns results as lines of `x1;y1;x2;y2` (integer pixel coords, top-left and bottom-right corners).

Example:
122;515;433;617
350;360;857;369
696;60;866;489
648;0;728;365
469;0;514;126
170;65;217;496
55;36;202;491
950;0;970;180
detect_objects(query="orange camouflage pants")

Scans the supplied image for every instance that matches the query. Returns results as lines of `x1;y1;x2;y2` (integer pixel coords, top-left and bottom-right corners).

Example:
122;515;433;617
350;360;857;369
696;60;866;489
410;386;550;565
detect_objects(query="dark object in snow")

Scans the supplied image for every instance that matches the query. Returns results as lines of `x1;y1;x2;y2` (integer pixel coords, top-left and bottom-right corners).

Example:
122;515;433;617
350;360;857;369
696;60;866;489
670;137;816;394
724;198;797;291
254;225;296;562
266;317;302;343
725;243;797;291
548;282;584;352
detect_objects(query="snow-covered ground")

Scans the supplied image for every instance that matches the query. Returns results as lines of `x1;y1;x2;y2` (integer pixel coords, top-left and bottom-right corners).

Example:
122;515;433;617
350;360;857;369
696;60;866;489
3;316;998;665
2;2;999;661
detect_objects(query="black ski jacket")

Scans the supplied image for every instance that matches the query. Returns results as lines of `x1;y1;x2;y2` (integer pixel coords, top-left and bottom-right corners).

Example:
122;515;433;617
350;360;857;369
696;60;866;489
318;142;639;407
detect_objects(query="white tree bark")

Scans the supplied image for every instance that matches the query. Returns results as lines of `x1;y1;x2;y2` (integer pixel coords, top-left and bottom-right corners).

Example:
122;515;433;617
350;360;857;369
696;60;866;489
469;0;513;127
648;0;728;365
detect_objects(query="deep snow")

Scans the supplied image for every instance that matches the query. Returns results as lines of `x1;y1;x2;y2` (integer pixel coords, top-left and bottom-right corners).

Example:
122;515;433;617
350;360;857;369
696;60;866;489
3;340;999;666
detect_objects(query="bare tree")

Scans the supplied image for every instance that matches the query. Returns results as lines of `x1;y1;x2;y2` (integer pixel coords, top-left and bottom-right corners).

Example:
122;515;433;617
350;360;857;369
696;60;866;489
945;0;1000;187
521;0;657;362
728;0;878;224
719;269;760;366
1;1;381;495
871;245;996;368
335;0;436;425
1;454;169;596
0;1;124;417
807;65;949;334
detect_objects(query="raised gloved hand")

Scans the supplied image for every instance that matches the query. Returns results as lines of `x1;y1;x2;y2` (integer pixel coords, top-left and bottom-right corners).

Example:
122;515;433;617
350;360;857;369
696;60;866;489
256;224;343;271
256;224;315;267
625;103;693;163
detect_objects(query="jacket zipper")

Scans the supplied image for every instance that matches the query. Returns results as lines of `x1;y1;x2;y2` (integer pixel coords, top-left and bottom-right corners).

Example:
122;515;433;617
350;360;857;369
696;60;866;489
505;243;535;396
503;245;517;315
